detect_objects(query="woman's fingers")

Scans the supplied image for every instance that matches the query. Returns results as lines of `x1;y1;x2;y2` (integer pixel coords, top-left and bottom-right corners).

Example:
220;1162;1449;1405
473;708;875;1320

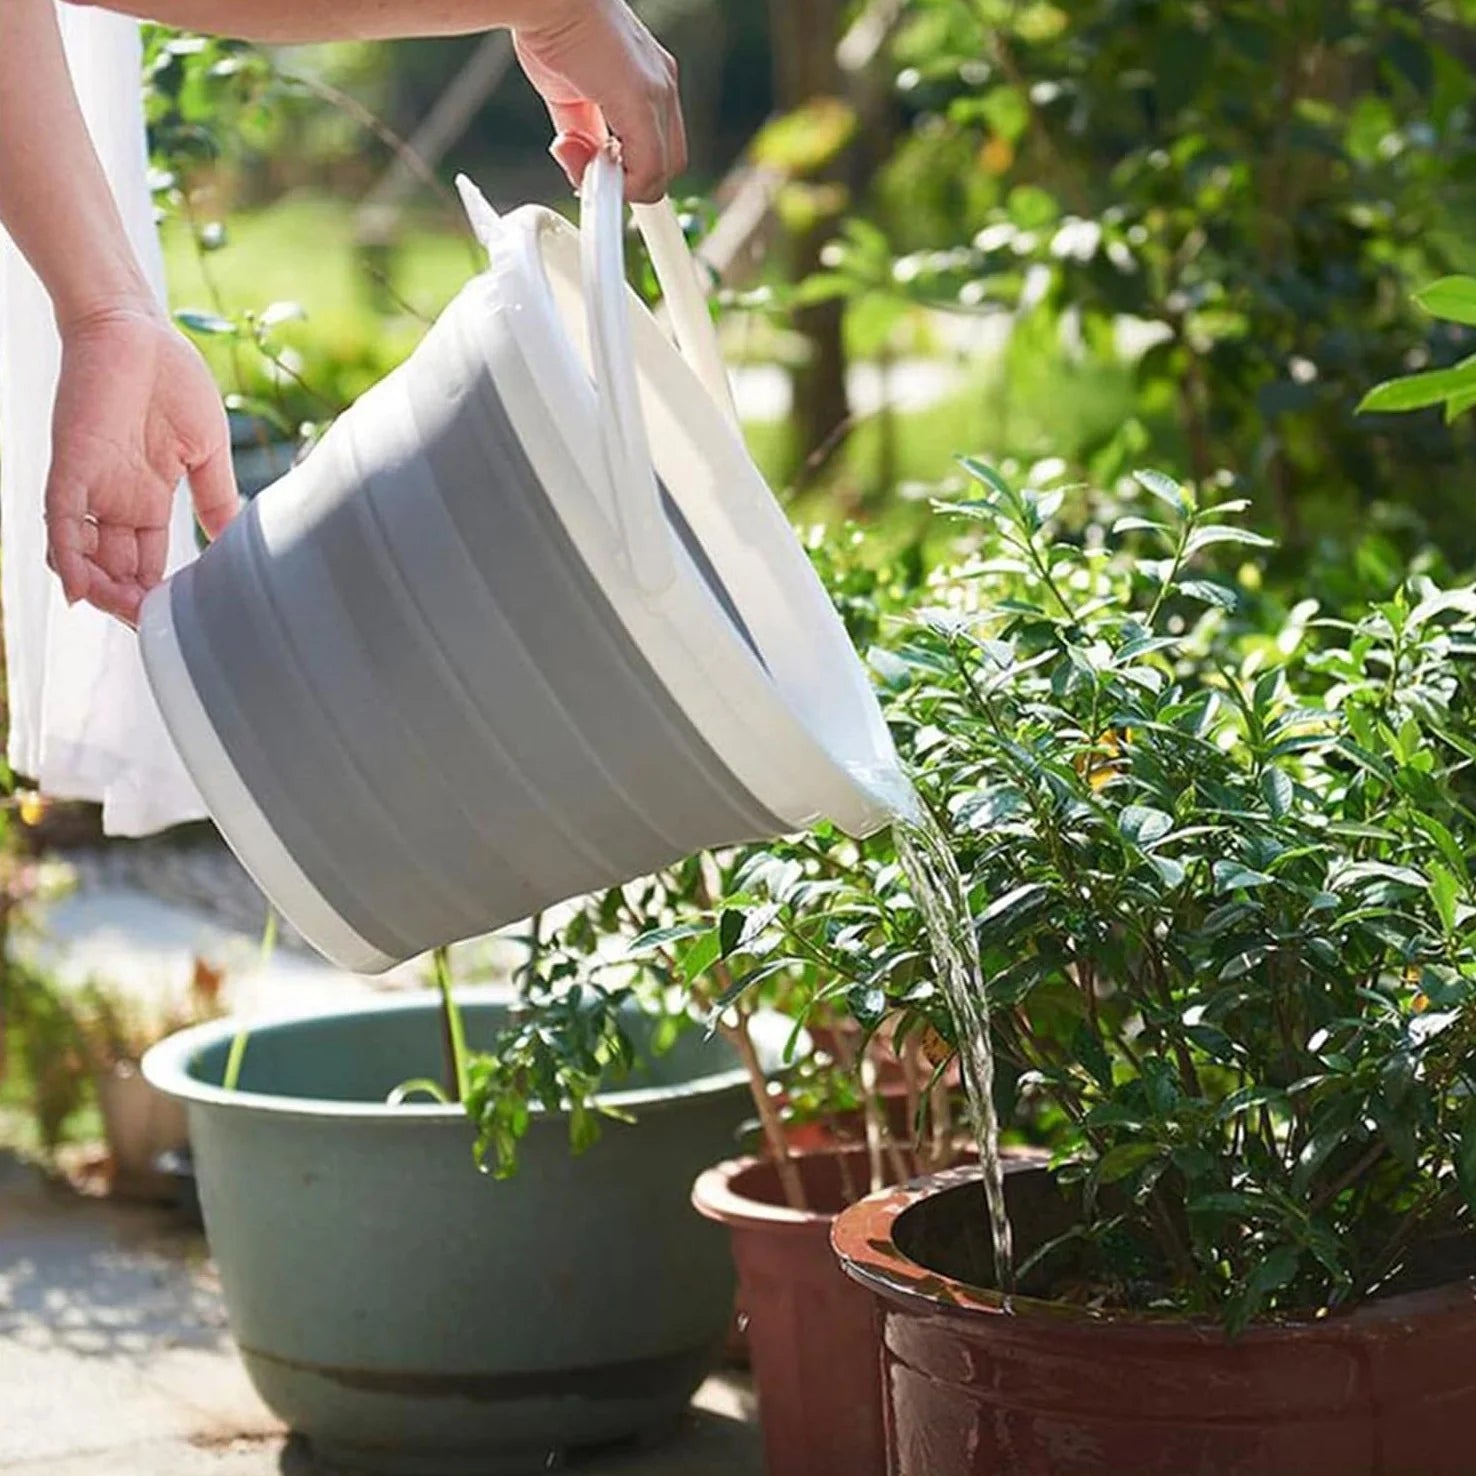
137;523;169;593
42;464;94;605
544;97;606;191
546;96;607;146
43;505;151;625
599;54;681;203
187;437;240;541
663;51;688;182
78;563;144;628
550;131;600;189
515;0;685;202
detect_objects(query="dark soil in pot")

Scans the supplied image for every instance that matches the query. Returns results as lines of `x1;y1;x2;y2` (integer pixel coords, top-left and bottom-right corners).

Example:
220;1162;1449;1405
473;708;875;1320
833;1163;1476;1476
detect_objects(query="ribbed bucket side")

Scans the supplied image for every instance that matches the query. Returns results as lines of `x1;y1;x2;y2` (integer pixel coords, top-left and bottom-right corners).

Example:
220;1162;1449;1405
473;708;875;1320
169;286;785;964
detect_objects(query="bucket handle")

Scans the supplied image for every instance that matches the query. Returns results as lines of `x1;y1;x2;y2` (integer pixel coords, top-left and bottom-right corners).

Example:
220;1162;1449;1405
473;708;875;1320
581;146;736;597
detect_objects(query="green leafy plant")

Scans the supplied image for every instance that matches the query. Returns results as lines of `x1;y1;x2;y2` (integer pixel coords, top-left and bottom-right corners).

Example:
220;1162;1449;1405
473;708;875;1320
462;976;640;1179
1;964;88;1156
1361;276;1476;422
710;459;1476;1330
812;0;1476;553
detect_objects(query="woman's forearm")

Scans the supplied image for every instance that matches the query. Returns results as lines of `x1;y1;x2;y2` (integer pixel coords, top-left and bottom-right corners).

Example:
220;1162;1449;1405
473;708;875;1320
0;0;155;326
67;0;563;44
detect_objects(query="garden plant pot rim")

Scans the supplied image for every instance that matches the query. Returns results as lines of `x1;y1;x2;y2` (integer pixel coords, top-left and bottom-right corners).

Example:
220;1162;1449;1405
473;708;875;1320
831;1163;1476;1342
143;988;795;1124
693;1148;873;1232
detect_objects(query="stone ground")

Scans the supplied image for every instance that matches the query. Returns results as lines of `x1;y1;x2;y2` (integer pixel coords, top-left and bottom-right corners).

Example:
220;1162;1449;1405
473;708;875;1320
0;841;762;1476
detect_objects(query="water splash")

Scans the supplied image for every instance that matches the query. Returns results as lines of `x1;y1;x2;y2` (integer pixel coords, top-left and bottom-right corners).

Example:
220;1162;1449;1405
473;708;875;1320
862;765;1016;1295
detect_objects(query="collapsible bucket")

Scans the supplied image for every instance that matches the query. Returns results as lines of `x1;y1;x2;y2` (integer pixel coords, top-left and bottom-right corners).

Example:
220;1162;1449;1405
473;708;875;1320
139;150;902;973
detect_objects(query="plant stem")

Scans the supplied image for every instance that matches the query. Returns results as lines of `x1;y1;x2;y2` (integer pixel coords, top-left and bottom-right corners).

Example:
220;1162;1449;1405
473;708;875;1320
433;946;469;1103
901;1030;924;1150
685;860;813;1209
223;909;275;1092
836;1142;860;1205
720;1013;809;1210
860;1046;886;1194
929;1068;953;1171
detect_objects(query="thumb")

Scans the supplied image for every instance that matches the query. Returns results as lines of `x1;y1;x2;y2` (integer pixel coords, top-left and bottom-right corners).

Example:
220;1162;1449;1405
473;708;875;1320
551;130;602;190
188;438;241;541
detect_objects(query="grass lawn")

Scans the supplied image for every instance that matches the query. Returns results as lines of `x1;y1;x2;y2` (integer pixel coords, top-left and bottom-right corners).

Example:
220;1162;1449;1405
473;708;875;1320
161;193;479;423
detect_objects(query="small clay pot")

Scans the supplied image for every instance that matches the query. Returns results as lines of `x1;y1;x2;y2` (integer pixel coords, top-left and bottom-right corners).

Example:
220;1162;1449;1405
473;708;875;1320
94;1062;189;1202
693;1148;891;1476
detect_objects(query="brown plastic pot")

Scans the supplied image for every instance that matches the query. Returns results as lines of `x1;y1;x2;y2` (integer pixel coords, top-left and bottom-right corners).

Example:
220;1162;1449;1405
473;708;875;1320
833;1164;1476;1476
693;1148;889;1476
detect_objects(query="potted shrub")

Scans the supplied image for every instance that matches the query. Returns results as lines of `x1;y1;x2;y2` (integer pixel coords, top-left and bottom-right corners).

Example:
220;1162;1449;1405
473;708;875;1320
143;919;792;1475
72;958;223;1200
646;540;976;1476
820;462;1476;1474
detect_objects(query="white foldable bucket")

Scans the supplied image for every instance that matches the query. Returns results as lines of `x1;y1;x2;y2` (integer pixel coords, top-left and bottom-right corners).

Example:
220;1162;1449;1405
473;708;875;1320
139;151;903;973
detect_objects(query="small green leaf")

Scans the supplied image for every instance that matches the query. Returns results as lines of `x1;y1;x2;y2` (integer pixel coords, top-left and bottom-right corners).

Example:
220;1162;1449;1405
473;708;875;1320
1415;276;1476;327
975;881;1051;929
1428;864;1461;936
258;299;307;329
1358;359;1476;414
628;921;711;955
1189;1190;1263;1216
1133;468;1189;514
1214;860;1275;892
1180;578;1239;610
718;908;745;958
1245;1244;1300;1302
175;307;237;336
1120;804;1173;846
1260;767;1293;817
959;456;1014;503
1418;963;1468;1008
1185;525;1276;556
679;930;721;982
1096;1142;1163;1183
846;983;888;1029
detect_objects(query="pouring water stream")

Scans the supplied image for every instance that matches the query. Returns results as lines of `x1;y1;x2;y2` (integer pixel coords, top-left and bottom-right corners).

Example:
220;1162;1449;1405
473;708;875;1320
861;765;1016;1297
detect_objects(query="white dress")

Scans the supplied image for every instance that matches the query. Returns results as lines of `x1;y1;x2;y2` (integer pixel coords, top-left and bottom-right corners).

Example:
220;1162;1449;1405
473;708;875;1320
0;4;204;835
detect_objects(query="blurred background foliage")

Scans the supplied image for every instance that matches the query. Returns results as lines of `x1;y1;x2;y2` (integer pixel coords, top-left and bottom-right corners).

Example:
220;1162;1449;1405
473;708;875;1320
143;0;1476;574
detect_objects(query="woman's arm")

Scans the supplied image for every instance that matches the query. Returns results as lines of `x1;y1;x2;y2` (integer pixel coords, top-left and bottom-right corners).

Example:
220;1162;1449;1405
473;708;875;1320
2;0;683;625
74;0;685;202
0;0;238;624
1;1;155;325
73;0;538;42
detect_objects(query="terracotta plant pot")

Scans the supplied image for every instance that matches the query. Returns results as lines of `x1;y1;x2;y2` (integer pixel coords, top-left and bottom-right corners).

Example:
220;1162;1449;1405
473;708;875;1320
693;1148;890;1476
833;1163;1476;1476
94;1062;189;1202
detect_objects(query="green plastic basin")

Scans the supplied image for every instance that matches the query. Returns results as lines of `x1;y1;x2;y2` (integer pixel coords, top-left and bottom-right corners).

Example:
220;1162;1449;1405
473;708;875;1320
144;991;765;1473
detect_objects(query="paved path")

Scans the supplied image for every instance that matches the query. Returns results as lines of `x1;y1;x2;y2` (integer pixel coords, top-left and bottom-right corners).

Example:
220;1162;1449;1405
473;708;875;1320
0;1153;760;1476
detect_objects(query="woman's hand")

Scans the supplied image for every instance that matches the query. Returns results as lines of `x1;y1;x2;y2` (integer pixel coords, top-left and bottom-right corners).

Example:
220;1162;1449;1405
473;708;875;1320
46;303;239;627
80;0;689;202
513;0;686;201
